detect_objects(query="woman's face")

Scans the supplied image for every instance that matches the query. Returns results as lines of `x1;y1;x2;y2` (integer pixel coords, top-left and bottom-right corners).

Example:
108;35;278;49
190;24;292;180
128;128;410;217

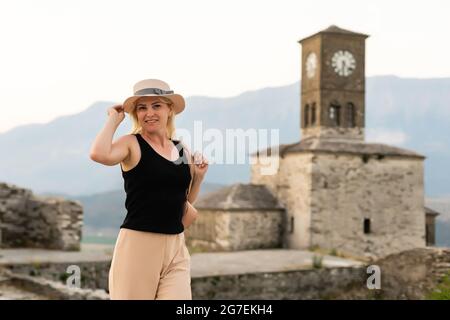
135;96;172;134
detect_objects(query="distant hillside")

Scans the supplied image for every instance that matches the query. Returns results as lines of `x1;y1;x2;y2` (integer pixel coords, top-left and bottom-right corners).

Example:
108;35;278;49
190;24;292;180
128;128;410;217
2;76;448;245
0;76;449;197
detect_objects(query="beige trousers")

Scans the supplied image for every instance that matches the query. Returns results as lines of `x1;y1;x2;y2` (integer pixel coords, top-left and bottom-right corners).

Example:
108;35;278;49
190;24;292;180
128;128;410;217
108;228;192;300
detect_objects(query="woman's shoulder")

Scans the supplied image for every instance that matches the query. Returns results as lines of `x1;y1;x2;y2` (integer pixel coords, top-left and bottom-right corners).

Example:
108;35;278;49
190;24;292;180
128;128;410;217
124;133;140;140
122;133;138;141
113;133;137;144
117;134;140;150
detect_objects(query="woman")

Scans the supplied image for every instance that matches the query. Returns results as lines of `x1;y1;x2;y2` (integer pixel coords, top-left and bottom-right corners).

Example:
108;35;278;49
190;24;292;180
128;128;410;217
89;79;208;300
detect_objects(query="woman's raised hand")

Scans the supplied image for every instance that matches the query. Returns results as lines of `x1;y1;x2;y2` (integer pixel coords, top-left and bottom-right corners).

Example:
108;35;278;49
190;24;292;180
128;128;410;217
193;151;209;179
107;104;125;125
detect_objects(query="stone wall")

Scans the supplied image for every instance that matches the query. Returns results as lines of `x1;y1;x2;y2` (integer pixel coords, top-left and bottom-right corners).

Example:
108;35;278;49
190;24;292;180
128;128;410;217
0;182;82;251
4;261;110;291
309;153;425;260
0;268;109;300
3;248;447;300
249;155;280;196
3;259;367;300
332;247;450;299
191;266;366;300
252;153;313;250
186;210;283;251
252;151;426;260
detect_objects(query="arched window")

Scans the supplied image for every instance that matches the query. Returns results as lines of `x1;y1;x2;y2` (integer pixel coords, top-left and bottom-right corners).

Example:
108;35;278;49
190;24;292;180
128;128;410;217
311;103;316;125
329;101;341;126
304;104;310;127
347;102;355;127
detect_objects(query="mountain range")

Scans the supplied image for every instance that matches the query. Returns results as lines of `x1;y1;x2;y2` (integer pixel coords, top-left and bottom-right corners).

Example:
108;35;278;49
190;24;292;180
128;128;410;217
1;76;449;197
0;75;449;245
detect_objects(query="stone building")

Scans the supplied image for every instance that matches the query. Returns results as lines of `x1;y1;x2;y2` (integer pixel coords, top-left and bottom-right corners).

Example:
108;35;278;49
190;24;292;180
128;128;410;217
191;26;438;260
188;184;284;251
0;182;83;251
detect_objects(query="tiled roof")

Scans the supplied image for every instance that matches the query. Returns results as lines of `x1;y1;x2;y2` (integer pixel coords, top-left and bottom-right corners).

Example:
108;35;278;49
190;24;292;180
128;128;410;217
195;183;284;210
251;138;425;159
299;25;369;43
425;206;440;216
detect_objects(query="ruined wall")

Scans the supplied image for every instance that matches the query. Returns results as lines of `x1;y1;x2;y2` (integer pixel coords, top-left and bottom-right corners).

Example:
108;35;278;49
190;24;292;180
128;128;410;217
332;247;450;300
0;182;82;251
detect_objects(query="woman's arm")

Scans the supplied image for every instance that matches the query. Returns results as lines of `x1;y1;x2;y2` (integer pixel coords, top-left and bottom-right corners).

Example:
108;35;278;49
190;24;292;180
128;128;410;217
182;144;208;204
187;174;204;204
90;105;129;165
182;200;198;229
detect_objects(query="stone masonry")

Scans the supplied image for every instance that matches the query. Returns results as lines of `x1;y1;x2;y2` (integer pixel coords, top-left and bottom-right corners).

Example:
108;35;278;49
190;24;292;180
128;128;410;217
251;140;426;260
190;184;285;251
0;182;82;251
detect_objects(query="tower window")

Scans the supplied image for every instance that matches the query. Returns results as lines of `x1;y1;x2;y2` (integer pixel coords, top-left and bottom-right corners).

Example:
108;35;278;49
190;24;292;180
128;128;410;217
329;102;341;126
347;102;356;127
311;103;316;125
364;218;371;234
304;104;310;127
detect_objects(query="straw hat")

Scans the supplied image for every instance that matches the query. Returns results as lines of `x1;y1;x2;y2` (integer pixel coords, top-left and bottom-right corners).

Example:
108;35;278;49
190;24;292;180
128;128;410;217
122;79;185;114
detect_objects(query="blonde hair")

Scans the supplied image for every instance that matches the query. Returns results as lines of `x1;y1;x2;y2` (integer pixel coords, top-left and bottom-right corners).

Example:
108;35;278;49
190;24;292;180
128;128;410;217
129;96;176;139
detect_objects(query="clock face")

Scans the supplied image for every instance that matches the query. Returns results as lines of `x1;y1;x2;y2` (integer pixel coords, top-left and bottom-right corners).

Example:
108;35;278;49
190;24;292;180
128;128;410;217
331;50;356;77
305;52;317;79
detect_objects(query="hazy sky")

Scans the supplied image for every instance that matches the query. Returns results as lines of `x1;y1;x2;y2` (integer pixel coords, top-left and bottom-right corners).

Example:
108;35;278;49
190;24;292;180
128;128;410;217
0;0;449;133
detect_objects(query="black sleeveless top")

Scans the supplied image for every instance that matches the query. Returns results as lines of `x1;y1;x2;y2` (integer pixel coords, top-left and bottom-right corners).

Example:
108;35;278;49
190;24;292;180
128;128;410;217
119;133;192;234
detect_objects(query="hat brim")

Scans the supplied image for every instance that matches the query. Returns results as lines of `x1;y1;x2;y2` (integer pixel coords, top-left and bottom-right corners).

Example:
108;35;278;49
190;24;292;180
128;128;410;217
123;94;185;114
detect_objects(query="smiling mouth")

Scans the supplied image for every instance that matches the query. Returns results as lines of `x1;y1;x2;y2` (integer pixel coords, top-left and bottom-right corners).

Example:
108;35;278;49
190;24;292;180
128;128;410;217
145;120;158;123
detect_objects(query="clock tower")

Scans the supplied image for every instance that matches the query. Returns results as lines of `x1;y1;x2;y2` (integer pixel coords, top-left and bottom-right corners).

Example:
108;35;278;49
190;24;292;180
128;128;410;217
249;26;426;260
299;25;369;141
